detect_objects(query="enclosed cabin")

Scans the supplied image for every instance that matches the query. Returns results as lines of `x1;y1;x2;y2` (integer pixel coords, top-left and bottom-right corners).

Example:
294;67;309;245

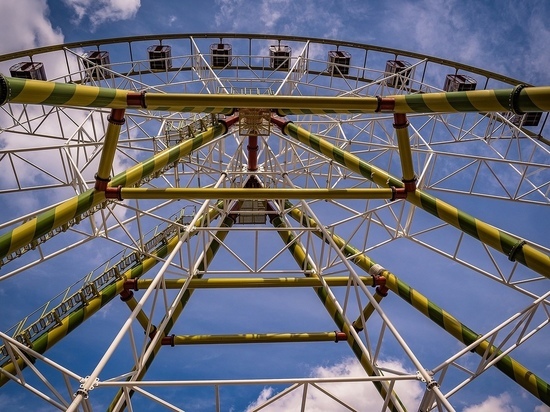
9;62;47;80
328;50;351;76
210;43;232;68
511;112;542;127
147;45;172;71
443;74;477;92
82;51;111;80
384;60;412;88
269;44;292;71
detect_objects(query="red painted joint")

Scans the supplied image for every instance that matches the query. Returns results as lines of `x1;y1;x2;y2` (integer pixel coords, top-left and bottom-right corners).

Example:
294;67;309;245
108;109;126;126
124;279;139;291
120;289;133;302
161;334;175;347
94;173;111;191
105;186;123;200
402;178;417;193
334;331;347;342
376;96;396;112
391;187;407;201
376;285;389;297
219;113;240;130
392;113;409;128
374;275;389;297
270;115;292;134
127;91;147;108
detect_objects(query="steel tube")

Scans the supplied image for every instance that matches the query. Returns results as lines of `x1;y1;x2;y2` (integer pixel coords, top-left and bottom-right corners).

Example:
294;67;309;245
2;76;548;115
269;212;406;412
276;121;550;278
114;187;396;200
95;109;125;186
108;215;236;411
163;332;347;345
0;124;226;262
393;113;416;184
136;276;373;289
287;204;550;406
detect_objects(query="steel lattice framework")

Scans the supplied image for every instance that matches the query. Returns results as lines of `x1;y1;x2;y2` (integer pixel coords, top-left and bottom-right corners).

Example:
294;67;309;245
0;34;549;412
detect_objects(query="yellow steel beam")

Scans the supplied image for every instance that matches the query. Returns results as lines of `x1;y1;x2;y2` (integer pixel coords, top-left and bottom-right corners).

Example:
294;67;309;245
110;187;399;200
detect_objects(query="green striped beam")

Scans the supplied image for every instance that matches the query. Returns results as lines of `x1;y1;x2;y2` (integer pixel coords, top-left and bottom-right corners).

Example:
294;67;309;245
120;294;154;335
275;86;550;115
162;332;347;345
269;213;405;412
393;113;416;185
0;228;181;387
107;215;235;412
135;276;373;289
0;124;226;262
0;76;128;108
386;272;550;406
278;121;550;279
109;123;225;187
286;203;550;406
2;75;549;115
96;109;126;185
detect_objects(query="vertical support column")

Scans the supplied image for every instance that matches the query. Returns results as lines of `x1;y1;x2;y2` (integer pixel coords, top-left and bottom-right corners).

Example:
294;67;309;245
247;135;259;172
107;214;237;412
352;271;389;331
286;203;550;406
95;109;125;191
271;119;550;278
393;113;417;192
267;207;406;412
119;289;157;339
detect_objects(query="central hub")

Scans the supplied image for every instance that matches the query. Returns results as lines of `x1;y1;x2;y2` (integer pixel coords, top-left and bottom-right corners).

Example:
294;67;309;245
238;108;271;136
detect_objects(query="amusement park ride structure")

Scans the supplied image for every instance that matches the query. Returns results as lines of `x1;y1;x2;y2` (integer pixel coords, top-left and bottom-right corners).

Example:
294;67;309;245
0;33;549;411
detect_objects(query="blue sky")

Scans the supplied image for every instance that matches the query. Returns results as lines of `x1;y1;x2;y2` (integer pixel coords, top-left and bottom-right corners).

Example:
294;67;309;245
0;1;549;411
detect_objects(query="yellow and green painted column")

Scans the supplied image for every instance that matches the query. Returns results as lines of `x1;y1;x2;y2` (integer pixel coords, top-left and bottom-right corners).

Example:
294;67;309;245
269;210;406;412
0;124;226;262
107;214;236;411
274;120;550;279
286;203;550;406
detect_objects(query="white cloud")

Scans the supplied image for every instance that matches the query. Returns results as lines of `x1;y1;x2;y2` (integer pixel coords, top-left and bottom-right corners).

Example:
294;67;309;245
535;405;550;412
462;393;521;412
62;0;141;29
385;0;485;65
245;357;423;411
523;11;550;84
259;0;289;30
382;0;550;85
214;0;343;39
0;0;63;54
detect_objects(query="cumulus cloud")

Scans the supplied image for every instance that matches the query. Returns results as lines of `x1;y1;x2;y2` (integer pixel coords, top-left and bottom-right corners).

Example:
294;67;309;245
62;0;141;29
245;357;423;411
0;0;63;54
462;393;521;412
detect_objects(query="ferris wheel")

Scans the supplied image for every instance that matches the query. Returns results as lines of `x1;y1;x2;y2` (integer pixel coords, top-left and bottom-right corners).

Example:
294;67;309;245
0;33;549;411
